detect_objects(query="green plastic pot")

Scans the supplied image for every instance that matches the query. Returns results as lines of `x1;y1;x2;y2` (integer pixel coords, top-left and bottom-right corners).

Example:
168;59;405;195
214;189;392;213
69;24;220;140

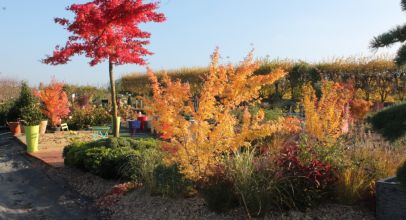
25;125;40;153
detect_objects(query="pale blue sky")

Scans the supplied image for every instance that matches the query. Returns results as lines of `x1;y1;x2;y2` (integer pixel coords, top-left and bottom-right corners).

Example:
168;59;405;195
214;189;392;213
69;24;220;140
0;0;404;86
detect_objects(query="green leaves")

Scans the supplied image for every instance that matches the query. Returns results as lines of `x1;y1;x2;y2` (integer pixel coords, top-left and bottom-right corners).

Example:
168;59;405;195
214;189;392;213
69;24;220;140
20;104;43;126
370;25;406;48
370;1;406;66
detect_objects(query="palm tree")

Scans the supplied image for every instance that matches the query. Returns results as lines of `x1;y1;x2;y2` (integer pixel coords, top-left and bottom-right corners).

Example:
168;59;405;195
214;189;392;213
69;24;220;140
371;0;406;66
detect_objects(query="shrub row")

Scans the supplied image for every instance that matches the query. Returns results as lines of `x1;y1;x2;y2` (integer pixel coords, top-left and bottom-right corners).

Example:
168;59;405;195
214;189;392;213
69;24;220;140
63;137;191;197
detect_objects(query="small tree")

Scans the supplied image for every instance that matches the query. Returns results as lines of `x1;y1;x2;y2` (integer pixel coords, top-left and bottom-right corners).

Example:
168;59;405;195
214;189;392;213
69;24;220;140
146;50;300;181
35;79;70;127
43;0;165;137
7;82;35;121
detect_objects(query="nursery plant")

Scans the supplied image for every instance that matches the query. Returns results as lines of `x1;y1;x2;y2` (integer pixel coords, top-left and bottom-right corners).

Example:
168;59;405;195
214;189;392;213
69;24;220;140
43;0;166;137
302;81;353;144
7;82;37;135
20;97;43;153
35;78;70;128
146;49;300;181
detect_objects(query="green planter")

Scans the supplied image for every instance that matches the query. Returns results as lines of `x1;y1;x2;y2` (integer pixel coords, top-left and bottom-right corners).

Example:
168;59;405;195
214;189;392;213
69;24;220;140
25;125;40;153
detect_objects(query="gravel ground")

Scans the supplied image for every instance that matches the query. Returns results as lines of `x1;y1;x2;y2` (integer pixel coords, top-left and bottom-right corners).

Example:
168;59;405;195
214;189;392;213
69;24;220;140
109;189;375;220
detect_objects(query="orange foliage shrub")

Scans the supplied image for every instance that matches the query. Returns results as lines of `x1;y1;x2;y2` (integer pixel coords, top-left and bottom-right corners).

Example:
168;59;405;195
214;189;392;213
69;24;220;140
35;79;70;126
349;99;372;122
146;49;300;181
302;81;353;144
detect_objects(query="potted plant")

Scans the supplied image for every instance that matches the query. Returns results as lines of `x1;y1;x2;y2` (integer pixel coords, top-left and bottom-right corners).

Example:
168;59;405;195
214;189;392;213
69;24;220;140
20;103;43;153
376;161;406;220
6;111;21;136
6;82;34;136
5;98;21;136
34;79;70;133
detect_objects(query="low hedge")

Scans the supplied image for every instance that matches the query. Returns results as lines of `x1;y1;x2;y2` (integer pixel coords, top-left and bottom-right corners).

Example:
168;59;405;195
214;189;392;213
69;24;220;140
63;137;189;197
369;103;406;141
63;137;158;179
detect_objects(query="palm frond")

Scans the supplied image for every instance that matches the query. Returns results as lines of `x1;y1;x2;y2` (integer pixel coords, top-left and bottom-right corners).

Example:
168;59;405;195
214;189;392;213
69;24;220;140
402;0;406;11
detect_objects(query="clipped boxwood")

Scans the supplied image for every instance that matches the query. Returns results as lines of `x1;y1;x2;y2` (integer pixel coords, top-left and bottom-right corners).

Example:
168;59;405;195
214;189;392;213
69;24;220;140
64;142;89;168
100;147;139;179
63;137;161;180
369;103;406;141
133;138;159;149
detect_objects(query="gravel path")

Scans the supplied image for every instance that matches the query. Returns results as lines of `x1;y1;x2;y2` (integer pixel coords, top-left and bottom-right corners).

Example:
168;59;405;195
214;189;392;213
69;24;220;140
0;131;97;220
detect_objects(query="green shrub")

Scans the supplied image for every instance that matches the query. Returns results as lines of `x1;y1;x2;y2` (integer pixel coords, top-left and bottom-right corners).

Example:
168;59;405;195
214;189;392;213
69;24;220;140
100;147;138;179
200;170;239;213
67;107;93;130
67;106;111;130
64;142;89;168
63;137;162;182
0;100;15;125
20;104;44;126
397;161;406;188
153;164;191;197
98;137;158;150
7;82;37;122
369;103;406;141
83;147;111;174
264;108;284;121
91;107;112;126
133;138;159;149
119;153;141;180
104;137;133;148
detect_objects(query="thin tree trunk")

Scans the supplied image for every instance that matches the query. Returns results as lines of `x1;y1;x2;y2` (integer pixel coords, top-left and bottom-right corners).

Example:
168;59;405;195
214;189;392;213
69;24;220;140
109;61;119;137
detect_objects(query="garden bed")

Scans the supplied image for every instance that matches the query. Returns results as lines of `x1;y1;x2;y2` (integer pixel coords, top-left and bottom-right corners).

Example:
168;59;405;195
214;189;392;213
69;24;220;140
48;164;374;220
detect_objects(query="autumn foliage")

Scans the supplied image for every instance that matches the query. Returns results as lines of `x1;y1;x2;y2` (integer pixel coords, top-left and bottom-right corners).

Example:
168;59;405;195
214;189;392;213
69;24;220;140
302;81;353;144
146;50;300;181
35;79;70;127
43;0;166;137
349;99;372;122
42;0;166;66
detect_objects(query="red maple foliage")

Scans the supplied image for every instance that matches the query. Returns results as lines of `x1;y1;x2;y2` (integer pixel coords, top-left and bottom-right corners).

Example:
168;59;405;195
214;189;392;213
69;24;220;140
43;0;165;136
35;79;70;127
43;0;165;66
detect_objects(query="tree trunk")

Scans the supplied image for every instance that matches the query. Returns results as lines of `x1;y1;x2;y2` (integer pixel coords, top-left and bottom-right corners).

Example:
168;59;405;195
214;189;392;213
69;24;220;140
109;61;119;137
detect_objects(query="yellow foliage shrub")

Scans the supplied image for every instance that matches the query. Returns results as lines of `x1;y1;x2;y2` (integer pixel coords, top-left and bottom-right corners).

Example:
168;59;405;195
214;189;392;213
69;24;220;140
146;49;300;181
302;81;352;144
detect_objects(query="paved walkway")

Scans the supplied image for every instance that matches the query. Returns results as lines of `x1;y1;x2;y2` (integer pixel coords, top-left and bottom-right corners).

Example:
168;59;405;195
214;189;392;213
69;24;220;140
0;131;98;220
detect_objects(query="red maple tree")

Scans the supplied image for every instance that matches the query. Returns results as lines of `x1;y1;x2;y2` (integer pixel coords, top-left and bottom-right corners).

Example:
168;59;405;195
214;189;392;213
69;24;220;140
35;79;70;127
43;0;166;136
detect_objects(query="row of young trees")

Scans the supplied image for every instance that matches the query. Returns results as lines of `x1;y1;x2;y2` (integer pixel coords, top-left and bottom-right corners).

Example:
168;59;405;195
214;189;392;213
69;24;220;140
120;57;406;104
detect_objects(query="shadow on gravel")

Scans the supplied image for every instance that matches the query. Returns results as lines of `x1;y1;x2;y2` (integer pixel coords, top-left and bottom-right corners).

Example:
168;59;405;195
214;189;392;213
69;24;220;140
0;131;98;220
